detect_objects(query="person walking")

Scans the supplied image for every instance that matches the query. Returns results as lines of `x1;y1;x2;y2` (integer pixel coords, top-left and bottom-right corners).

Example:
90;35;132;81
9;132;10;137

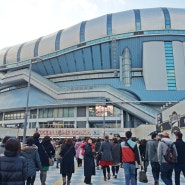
33;133;55;185
21;136;42;185
157;131;177;185
55;139;63;168
139;139;148;172
95;138;101;170
99;135;113;181
0;138;27;185
145;131;160;185
59;138;76;185
111;137;121;179
75;138;83;167
121;131;141;185
173;131;185;185
84;137;96;185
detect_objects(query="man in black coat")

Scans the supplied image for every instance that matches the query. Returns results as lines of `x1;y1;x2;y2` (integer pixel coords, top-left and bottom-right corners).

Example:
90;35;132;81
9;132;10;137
173;131;185;185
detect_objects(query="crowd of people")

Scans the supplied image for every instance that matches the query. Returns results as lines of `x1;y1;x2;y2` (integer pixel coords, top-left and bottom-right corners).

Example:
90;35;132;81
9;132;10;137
0;130;185;185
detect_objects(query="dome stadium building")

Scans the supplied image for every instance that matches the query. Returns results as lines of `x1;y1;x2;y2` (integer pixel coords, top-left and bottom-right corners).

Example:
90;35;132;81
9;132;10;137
0;7;185;137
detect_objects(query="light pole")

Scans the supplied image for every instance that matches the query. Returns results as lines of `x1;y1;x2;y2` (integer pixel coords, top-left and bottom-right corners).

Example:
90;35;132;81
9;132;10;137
103;105;106;138
22;57;41;144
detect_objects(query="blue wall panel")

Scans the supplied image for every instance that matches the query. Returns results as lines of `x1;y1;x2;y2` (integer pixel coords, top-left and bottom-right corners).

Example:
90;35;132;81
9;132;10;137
92;45;101;70
58;55;69;73
74;50;85;72
66;53;76;72
50;58;62;74
83;47;93;71
35;62;48;76
101;43;111;69
43;60;55;75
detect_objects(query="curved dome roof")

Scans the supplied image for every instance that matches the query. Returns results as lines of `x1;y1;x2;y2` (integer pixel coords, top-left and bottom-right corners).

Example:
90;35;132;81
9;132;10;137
0;7;185;66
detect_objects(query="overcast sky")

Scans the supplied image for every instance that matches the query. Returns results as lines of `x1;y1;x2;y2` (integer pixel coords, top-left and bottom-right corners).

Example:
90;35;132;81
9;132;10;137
0;0;184;50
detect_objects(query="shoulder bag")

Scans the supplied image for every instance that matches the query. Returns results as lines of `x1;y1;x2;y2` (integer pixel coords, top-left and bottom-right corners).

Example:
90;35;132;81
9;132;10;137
42;145;54;166
59;146;73;162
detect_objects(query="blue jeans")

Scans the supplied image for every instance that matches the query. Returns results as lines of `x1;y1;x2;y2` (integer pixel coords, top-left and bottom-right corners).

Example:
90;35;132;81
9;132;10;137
151;162;160;183
174;164;185;185
160;163;174;185
123;163;136;185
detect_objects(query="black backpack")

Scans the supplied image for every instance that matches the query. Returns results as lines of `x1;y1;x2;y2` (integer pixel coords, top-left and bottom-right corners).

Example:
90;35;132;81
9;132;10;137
162;141;177;164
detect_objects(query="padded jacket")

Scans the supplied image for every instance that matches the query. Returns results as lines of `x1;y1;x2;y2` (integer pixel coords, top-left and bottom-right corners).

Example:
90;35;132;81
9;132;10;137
0;150;27;185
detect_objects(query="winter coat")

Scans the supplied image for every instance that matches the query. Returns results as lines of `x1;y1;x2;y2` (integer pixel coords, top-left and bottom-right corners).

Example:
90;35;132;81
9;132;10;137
84;143;96;177
75;141;83;158
21;145;42;177
121;139;141;165
34;138;55;167
59;144;76;175
95;141;101;152
145;139;159;162
174;138;185;164
0;150;27;185
157;137;177;165
112;143;122;166
99;141;113;161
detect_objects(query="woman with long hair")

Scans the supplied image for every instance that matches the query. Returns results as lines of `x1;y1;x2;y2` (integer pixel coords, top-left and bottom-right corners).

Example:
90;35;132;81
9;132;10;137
99;135;113;181
59;138;76;185
84;137;96;184
111;137;122;179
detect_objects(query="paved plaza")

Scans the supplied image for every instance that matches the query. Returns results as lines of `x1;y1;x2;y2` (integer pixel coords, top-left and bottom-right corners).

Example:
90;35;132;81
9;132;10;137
35;161;185;185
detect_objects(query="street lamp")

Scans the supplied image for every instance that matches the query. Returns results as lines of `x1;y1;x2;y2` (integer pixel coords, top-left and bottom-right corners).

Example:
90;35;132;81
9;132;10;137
22;57;42;144
103;105;107;138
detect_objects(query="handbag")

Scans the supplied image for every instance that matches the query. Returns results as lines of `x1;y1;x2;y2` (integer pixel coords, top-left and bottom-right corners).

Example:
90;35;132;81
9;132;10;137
48;158;54;166
139;167;148;183
42;145;54;166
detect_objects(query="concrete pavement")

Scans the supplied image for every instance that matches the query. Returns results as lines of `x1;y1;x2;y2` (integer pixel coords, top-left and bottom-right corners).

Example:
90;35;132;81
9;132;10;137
35;161;185;185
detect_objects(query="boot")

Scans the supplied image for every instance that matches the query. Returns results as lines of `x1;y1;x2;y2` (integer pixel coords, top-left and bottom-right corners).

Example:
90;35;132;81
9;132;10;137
107;173;111;180
40;171;47;185
67;180;70;185
62;177;66;185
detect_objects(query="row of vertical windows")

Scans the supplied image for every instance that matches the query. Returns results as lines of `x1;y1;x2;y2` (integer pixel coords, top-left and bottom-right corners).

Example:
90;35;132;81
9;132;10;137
164;41;176;90
0;105;121;121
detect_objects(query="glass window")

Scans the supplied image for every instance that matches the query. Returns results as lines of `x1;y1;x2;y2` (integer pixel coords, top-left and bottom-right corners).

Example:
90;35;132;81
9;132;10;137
89;106;95;117
77;107;86;117
134;9;141;31
63;108;68;117
77;121;86;128
48;108;53;118
68;108;74;117
107;14;112;35
58;108;63;118
164;41;176;90
53;108;59;118
80;21;86;42
162;8;171;29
